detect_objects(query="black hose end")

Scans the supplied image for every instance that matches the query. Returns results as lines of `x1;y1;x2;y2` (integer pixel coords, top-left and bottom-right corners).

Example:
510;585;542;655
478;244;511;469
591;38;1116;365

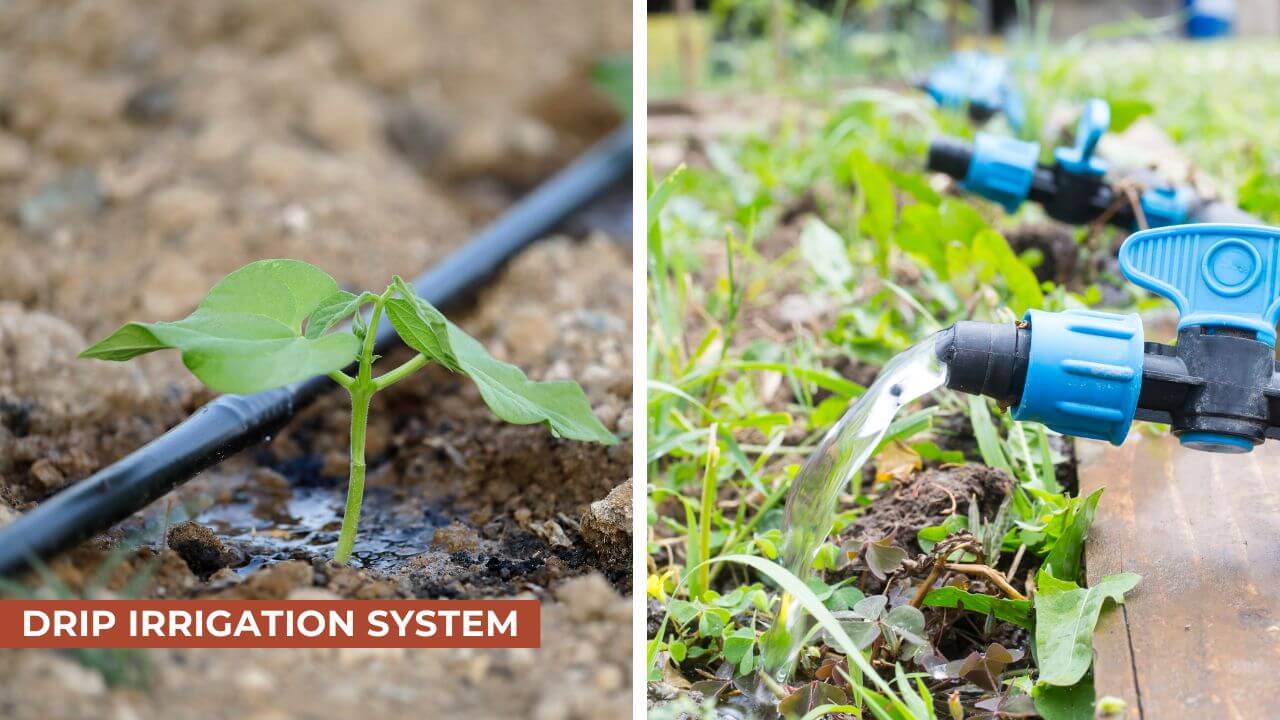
935;321;1030;407
927;136;973;180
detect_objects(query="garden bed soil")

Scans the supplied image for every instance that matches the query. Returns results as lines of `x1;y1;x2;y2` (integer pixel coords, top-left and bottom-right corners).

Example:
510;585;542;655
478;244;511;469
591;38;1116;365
0;1;632;717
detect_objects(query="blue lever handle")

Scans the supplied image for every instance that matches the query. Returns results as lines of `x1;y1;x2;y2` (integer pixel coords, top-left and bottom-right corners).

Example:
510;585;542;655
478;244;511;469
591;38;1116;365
1054;98;1109;177
1119;224;1280;346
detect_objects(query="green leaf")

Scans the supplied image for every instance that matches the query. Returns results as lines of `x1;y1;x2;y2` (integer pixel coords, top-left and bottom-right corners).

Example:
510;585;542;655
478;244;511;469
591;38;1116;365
1035;571;1140;686
827;586;865;612
897;203;947;276
968;396;1015;477
306;290;376;340
81;259;361;394
1043;489;1103;582
1105;98;1153;132
668;599;698;627
922;586;1033;629
384;277;460;371
722;627;755;664
701;554;902;699
698;607;729;637
973;229;1044;313
1034;677;1095;720
799;216;854;290
851;150;896;244
668;639;687;663
864;538;908;580
386;278;615;445
883;605;925;642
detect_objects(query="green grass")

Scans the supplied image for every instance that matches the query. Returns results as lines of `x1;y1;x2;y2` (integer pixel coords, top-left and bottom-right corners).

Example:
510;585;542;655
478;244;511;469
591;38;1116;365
647;19;1275;719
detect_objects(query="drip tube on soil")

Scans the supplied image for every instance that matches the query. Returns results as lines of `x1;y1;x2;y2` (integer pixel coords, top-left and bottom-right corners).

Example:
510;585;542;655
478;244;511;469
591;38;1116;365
0;124;632;577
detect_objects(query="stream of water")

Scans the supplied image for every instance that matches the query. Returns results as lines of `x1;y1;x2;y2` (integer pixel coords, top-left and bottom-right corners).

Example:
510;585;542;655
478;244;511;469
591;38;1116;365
760;335;948;682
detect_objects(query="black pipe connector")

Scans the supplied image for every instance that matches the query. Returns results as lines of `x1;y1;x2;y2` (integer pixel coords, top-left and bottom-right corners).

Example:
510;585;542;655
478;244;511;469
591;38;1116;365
934;321;1030;408
938;320;1280;450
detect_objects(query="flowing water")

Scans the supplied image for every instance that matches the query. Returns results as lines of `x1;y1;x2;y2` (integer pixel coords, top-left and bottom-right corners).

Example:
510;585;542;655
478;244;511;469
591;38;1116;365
760;336;948;682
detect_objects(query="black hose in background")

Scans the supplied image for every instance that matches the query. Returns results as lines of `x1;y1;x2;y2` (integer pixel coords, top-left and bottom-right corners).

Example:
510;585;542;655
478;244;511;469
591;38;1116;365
0;123;633;577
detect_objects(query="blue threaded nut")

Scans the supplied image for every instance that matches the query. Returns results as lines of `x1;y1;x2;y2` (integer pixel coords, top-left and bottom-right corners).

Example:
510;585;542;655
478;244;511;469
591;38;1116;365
1012;309;1145;445
962;133;1039;214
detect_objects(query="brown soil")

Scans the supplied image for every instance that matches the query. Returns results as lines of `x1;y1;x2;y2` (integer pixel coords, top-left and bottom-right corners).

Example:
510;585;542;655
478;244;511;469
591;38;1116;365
845;465;1015;545
1005;222;1079;286
0;1;632;717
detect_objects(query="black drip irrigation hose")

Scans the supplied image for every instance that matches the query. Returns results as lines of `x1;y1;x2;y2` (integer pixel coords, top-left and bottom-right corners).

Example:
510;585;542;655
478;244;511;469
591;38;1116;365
0;124;632;577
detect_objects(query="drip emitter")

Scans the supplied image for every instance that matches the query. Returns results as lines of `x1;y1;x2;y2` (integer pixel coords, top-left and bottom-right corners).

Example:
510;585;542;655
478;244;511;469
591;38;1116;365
936;223;1280;453
926;98;1261;229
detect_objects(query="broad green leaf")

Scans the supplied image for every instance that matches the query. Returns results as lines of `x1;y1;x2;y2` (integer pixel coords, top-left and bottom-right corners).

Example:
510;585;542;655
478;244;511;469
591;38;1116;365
668;639;687;663
842;619;881;649
897;204;947;277
827;586;865;612
1105;97;1153;132
1043;489;1103;582
851;150;896;243
668;599;698;627
1035;571;1140;686
306;290;377;340
81;259;360;394
386;279;616;445
384;277;460;372
883;605;925;642
864;538;908;579
854;594;888;620
799;216;853;290
973;229;1045;313
722;626;755;664
1034;677;1095;720
922;586;1033;629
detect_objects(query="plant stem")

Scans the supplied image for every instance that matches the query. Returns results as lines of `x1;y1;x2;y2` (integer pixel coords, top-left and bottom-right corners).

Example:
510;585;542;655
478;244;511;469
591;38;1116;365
373;353;427;391
943;562;1027;601
334;384;371;564
695;427;719;596
333;293;387;564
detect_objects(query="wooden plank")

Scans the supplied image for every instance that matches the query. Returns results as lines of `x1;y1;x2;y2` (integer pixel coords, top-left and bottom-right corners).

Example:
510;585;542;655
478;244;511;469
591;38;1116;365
1078;433;1280;719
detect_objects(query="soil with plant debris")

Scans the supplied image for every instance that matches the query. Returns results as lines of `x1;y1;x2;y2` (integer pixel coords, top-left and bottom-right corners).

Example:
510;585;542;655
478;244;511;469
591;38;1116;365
0;1;631;717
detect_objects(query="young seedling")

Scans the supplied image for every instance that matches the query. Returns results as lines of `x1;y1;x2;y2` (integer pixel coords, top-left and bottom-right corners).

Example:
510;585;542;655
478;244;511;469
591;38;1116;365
81;259;616;564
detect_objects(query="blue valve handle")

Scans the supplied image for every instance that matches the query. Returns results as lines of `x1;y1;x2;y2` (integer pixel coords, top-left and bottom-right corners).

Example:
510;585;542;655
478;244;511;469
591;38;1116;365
1053;98;1109;177
1120;223;1280;346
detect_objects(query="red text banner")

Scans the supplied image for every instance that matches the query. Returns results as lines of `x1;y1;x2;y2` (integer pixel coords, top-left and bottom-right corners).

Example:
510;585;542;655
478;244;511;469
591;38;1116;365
0;599;540;649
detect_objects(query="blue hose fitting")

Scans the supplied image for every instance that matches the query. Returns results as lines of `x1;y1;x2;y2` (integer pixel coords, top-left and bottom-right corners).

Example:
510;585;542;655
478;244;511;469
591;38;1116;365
962;133;1039;214
1138;185;1193;229
1012;309;1145;445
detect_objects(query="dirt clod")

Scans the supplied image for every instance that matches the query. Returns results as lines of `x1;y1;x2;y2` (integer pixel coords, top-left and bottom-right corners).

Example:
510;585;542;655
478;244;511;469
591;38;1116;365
1007;223;1079;285
167;521;237;576
848;465;1015;547
432;522;480;554
581;478;633;569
